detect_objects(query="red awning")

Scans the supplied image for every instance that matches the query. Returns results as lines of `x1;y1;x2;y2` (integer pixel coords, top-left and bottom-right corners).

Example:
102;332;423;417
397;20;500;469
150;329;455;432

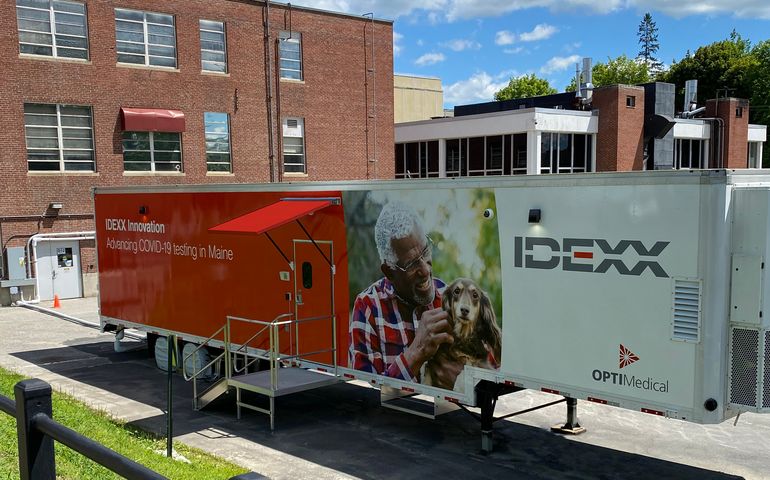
209;199;333;235
120;107;186;132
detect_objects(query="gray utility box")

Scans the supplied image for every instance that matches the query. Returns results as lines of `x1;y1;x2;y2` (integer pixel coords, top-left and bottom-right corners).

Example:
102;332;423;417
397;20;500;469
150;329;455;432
5;247;27;280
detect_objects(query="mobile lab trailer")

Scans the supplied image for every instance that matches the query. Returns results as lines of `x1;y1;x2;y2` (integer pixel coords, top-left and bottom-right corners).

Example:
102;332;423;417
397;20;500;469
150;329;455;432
94;170;770;448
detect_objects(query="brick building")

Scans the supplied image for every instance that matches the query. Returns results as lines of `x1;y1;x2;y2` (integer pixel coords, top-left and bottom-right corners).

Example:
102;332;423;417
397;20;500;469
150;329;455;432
395;82;766;178
0;0;394;304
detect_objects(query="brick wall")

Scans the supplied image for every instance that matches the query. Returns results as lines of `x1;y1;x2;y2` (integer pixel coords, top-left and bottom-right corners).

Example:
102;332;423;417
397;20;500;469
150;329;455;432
705;98;749;169
0;0;393;279
592;85;645;172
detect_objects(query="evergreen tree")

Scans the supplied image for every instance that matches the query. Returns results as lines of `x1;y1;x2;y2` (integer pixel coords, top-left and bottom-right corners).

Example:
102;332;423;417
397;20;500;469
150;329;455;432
637;13;663;74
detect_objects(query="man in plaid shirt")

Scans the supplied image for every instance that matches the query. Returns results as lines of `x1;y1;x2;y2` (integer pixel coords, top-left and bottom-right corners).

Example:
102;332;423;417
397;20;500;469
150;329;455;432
349;201;462;386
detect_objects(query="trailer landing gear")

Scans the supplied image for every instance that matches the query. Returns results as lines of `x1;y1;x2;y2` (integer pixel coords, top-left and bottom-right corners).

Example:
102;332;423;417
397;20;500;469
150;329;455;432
550;397;586;435
471;382;586;453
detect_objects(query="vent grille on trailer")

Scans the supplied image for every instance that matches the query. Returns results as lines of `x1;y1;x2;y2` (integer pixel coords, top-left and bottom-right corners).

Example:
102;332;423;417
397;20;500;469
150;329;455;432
672;279;701;342
764;331;770;408
730;328;759;407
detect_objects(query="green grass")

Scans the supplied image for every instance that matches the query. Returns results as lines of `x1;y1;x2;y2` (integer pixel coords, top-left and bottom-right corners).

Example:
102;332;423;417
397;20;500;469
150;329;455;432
0;367;248;480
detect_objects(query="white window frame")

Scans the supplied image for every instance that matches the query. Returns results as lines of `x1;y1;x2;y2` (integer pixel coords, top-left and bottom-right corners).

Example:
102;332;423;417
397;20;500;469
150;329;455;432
540;133;591;174
24;103;95;172
115;8;176;68
122;131;182;172
675;138;704;169
199;19;227;73
279;31;303;80
16;0;89;60
282;117;306;174
204;112;231;172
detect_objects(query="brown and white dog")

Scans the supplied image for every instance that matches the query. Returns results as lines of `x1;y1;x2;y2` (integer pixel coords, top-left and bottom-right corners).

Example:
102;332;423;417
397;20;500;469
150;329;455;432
422;278;502;390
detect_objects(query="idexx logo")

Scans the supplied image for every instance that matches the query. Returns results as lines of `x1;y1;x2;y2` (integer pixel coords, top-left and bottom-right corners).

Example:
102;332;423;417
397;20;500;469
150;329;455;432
513;236;670;278
592;344;670;393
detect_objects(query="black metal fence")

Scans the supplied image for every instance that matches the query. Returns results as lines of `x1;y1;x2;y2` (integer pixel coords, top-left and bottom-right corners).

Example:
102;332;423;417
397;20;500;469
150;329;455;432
0;378;259;480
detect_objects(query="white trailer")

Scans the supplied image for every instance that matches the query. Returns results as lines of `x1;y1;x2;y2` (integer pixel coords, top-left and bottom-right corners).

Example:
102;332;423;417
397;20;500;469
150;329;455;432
94;170;770;450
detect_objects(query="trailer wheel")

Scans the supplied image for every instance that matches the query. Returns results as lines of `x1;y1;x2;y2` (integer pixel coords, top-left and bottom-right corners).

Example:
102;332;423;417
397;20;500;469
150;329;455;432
146;333;159;359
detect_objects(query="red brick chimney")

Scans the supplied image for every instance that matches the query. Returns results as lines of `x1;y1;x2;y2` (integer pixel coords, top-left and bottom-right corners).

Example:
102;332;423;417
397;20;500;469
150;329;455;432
592;85;645;171
705;98;749;169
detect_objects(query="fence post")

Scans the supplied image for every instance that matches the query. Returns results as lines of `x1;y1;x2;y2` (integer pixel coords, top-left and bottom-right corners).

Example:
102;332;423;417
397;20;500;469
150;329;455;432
15;379;55;480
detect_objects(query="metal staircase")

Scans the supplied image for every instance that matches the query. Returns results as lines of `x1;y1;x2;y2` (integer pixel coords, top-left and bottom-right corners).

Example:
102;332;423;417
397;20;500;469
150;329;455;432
183;313;339;429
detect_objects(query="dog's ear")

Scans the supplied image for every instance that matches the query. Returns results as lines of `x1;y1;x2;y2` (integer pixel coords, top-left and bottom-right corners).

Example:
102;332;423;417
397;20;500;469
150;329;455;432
442;280;454;312
477;290;502;363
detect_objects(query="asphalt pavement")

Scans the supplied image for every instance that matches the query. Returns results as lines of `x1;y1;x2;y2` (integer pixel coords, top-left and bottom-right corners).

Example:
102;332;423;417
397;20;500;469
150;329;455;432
0;298;768;479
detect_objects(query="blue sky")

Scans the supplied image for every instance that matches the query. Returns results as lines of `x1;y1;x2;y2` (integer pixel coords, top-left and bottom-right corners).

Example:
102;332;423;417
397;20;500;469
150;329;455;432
288;1;770;108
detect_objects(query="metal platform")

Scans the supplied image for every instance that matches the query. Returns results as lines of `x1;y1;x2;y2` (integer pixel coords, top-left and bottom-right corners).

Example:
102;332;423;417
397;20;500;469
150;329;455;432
230;368;340;397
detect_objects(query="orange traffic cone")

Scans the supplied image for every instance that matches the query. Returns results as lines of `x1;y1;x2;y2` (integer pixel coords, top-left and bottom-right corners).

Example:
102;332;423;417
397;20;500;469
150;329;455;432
53;295;61;309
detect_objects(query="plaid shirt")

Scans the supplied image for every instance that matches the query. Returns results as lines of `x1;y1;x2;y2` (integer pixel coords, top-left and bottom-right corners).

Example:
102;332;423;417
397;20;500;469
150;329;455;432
349;277;445;381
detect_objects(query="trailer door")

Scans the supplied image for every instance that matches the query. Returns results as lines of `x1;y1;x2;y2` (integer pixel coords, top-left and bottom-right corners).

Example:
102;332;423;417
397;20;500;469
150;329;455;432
293;239;335;367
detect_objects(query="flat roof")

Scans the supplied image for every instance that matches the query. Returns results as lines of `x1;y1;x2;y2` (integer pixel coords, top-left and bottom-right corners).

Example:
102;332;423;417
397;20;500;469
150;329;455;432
240;0;393;24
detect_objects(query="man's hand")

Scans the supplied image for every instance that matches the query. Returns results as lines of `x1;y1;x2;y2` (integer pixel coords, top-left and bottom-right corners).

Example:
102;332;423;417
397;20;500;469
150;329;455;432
404;308;453;377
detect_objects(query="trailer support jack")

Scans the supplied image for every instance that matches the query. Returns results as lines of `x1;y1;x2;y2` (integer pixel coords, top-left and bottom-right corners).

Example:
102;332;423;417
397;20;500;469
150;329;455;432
551;397;586;435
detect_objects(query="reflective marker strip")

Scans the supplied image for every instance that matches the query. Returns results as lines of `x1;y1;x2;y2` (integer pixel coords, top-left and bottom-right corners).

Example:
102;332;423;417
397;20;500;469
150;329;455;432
401;386;414;393
541;387;560;395
641;408;665;416
343;373;355;379
574;252;593;259
587;397;607;404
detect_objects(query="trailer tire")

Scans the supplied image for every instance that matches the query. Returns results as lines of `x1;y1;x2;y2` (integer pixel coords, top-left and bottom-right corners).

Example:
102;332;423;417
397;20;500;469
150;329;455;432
147;333;159;359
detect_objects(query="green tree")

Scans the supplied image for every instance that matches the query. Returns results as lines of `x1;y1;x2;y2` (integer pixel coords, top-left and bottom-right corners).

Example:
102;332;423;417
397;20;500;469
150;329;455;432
494;73;557;101
748;39;770;166
637;12;663;75
565;55;650;91
660;31;754;108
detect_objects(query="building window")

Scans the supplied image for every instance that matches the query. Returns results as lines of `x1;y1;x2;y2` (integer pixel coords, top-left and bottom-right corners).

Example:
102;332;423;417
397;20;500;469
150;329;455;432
283;117;305;173
204;112;231;172
540;133;592;174
122;131;181;172
445;139;467;177
736;107;743;118
115;8;176;68
626;95;636;108
279;31;302;80
199;20;226;73
675;138;704;169
748;142;761;168
16;0;89;59
24;103;94;172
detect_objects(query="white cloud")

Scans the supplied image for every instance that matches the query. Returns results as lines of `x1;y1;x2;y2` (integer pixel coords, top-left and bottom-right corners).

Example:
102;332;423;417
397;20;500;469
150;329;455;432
519;24;558;42
442;39;482;51
286;0;770;21
417;39;425;46
393;32;404;56
540;54;581;74
628;0;770;19
564;42;582;53
415;52;446;66
495;30;516;46
443;71;509;106
504;46;525;54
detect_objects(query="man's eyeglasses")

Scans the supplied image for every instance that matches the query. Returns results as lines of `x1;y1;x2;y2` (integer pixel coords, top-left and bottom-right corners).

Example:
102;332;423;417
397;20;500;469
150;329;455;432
393;236;433;274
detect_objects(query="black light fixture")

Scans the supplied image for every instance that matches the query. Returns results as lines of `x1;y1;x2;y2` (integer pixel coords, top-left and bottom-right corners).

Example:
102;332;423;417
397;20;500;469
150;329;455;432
528;208;541;224
139;205;149;215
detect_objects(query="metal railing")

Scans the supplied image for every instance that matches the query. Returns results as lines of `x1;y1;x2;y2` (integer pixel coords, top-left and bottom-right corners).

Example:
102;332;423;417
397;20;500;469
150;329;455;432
225;313;337;391
1;378;257;480
1;378;165;480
